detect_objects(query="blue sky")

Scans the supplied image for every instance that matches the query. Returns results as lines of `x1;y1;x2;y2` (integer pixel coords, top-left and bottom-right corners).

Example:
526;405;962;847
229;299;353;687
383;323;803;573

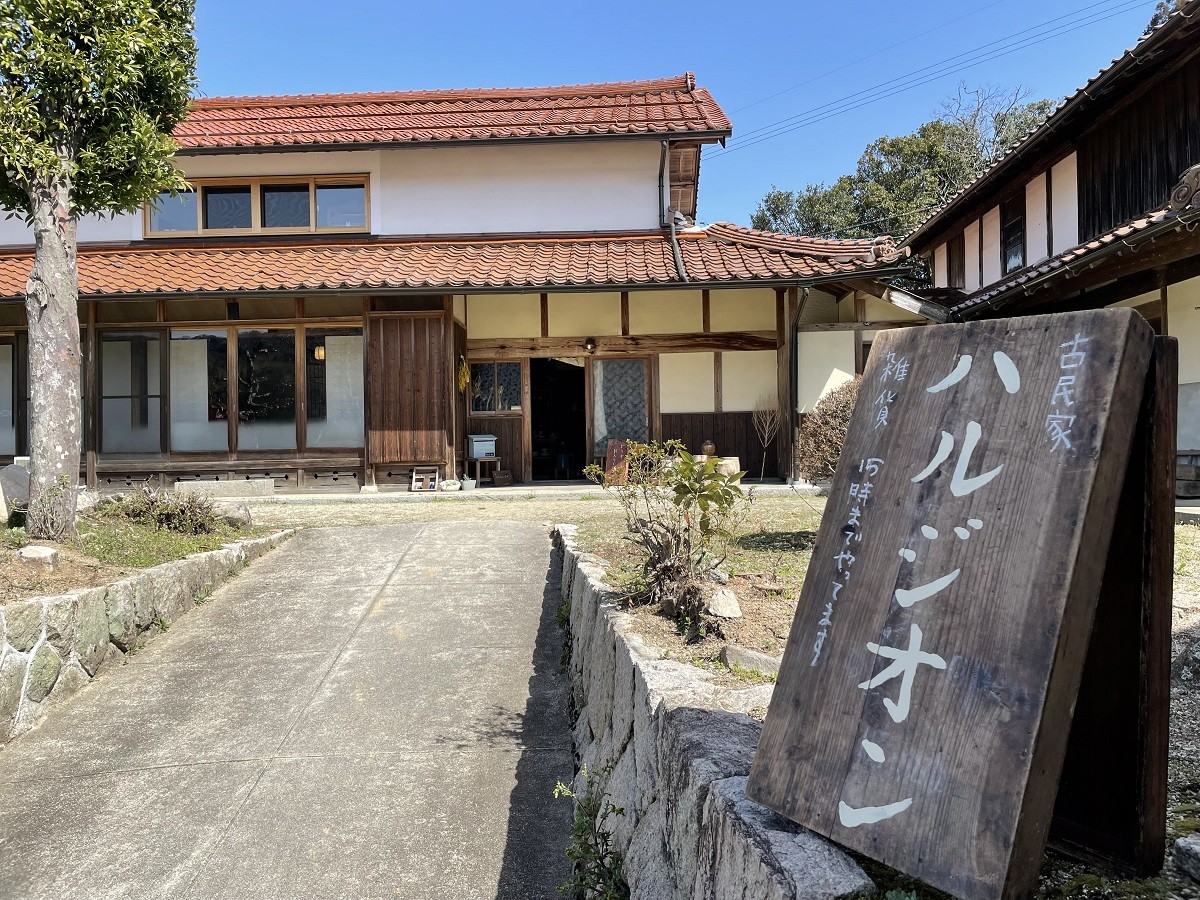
194;0;1160;233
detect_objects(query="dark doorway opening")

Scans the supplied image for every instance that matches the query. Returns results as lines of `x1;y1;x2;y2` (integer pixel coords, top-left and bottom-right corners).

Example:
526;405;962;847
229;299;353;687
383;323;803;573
530;357;586;481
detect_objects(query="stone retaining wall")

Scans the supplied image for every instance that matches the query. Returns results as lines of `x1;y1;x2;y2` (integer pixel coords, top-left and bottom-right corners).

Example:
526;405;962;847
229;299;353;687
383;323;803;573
554;525;872;900
0;530;293;745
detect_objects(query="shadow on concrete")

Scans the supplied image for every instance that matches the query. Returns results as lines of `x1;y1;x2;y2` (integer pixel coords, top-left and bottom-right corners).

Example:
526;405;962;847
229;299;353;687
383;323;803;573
735;529;817;553
493;542;575;900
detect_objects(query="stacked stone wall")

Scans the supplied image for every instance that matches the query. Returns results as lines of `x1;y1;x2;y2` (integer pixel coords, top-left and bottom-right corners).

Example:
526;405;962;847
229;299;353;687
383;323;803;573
0;530;292;745
554;524;872;900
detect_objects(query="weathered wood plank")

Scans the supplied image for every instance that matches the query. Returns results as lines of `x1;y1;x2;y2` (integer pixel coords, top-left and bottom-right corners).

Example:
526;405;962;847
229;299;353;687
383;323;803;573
747;309;1156;900
466;331;776;358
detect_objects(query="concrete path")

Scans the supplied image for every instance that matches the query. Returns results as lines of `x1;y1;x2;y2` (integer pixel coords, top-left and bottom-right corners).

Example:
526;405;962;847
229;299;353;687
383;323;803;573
0;523;573;899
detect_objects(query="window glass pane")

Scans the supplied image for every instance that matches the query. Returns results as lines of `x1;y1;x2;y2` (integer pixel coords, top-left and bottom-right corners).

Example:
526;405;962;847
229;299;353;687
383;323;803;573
262;184;311;229
203;186;252;230
98;300;158;323
470;363;495;412
170;331;229;452
150;190;197;232
592;358;647;457
238;296;296;319
305;329;363;448
305;296;363;317
100;332;162;454
0;342;15;455
497;362;521;411
1001;197;1025;275
316;183;366;229
165;298;227;322
237;328;296;450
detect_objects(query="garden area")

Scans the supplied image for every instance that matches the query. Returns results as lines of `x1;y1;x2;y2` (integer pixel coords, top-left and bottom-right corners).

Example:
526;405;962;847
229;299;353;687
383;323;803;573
0;487;261;606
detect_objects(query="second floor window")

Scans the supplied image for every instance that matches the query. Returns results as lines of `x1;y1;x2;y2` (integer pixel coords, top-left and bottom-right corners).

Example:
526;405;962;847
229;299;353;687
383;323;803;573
1000;195;1025;276
147;176;369;237
947;232;966;289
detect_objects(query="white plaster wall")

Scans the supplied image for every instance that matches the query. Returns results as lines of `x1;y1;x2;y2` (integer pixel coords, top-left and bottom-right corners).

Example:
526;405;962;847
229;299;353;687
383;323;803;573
466;294;541;339
1026;174;1049;265
629;290;703;335
797;331;855;413
379;141;661;235
1168;276;1200;450
963;220;981;292
932;244;948;289
982;207;1002;286
659;352;715;413
709;288;776;332
548;292;622;337
721;350;776;412
1051;154;1080;253
0;210;140;247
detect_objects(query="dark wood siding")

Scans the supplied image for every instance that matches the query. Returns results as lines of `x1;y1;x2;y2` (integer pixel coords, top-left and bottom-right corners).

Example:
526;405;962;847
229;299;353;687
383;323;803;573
1078;54;1200;240
367;313;449;464
661;411;776;479
466;414;524;483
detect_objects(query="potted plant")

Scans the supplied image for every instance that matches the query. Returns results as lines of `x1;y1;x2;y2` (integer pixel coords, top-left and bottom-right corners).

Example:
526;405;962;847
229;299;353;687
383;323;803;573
439;478;461;491
461;474;477;490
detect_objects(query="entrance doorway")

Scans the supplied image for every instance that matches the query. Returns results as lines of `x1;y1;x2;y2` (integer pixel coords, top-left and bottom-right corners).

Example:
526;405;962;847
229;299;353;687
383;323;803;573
530;357;586;480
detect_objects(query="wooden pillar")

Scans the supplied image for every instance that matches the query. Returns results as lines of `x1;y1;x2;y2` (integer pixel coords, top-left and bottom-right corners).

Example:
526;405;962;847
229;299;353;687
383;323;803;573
521;356;532;483
775;288;794;481
444;295;456;478
361;297;374;489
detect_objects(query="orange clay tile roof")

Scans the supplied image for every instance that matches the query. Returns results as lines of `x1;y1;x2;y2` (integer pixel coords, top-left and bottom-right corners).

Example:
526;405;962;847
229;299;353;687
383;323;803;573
0;228;904;299
176;74;732;151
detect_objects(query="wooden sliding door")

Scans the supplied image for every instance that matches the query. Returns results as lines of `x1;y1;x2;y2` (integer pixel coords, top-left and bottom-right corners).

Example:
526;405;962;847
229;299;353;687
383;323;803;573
367;313;449;464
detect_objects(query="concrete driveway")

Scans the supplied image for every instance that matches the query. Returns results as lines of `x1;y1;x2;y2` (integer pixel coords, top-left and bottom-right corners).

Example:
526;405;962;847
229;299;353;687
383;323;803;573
0;523;573;899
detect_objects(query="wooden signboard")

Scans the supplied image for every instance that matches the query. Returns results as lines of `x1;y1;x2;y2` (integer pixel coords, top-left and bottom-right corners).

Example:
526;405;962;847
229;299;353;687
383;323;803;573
747;309;1171;900
492;469;514;487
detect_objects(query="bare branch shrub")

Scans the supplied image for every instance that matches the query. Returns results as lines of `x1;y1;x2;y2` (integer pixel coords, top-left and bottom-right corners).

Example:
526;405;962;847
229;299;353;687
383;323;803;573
752;395;782;482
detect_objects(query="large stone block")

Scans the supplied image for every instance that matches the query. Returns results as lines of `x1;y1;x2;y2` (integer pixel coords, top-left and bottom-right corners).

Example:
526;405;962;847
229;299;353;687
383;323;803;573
0;652;26;740
694;777;873;900
44;594;80;656
73;588;112;676
24;643;61;702
4;600;43;651
175;478;274;498
1177;834;1200;884
105;579;140;651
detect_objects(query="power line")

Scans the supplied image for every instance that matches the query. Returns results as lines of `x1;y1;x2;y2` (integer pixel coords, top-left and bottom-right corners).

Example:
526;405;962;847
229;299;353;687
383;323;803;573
718;0;1142;150
707;0;1151;159
729;0;1011;115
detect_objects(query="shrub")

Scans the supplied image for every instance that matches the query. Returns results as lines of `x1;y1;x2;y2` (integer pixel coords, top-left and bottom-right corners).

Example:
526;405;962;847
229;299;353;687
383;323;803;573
585;441;750;621
553;764;629;900
101;486;220;535
796;377;861;482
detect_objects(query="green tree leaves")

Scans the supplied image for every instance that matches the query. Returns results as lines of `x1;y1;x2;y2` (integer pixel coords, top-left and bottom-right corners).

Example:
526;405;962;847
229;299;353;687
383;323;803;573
0;0;197;218
750;85;1057;245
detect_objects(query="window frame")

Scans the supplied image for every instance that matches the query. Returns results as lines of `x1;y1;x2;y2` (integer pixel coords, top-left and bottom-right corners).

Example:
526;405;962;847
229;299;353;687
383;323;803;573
469;361;524;416
144;174;371;238
946;231;966;289
1000;195;1026;277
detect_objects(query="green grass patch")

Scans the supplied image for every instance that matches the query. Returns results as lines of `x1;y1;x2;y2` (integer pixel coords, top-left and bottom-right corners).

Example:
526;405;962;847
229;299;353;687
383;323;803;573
75;517;248;569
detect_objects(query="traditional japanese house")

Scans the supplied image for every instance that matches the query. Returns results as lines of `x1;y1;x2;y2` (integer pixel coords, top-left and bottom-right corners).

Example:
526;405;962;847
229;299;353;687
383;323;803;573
0;74;922;492
904;2;1200;483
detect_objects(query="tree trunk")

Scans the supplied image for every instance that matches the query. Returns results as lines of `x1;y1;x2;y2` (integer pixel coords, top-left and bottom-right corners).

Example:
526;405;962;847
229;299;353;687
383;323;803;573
24;175;81;539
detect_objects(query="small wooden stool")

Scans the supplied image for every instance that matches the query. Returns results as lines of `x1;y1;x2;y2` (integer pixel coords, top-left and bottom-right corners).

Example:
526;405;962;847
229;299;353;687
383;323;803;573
410;466;439;492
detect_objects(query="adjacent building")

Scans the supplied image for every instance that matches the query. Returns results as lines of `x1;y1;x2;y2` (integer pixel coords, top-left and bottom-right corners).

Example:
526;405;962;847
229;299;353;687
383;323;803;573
905;3;1200;470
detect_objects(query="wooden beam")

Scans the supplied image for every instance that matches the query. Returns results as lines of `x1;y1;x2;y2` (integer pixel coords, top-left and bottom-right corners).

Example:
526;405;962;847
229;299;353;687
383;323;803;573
466;331;778;359
796;320;928;333
714;351;723;413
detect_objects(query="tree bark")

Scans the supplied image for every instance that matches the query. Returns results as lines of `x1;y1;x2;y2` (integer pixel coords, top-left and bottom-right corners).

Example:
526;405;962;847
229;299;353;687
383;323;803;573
24;174;81;539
